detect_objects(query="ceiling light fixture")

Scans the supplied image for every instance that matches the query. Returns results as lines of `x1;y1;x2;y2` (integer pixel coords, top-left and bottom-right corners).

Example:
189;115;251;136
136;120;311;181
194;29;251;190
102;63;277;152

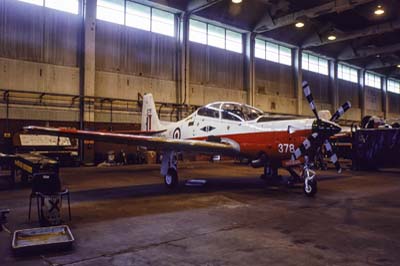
232;0;242;3
328;35;336;41
397;64;400;68
374;5;385;15
295;22;305;28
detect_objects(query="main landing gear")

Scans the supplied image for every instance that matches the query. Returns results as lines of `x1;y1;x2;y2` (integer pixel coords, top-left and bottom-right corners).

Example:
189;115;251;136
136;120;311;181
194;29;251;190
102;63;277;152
260;164;283;186
161;151;179;188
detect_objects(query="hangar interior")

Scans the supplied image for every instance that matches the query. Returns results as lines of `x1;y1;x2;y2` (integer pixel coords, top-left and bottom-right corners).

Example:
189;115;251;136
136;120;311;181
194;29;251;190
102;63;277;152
0;0;400;161
1;0;400;265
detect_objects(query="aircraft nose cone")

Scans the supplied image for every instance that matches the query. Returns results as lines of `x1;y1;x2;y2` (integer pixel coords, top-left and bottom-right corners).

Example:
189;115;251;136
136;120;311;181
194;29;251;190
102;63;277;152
312;119;342;136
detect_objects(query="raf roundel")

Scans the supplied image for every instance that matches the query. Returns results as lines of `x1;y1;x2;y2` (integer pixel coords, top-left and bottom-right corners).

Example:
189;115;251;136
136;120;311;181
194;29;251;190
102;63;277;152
173;128;181;139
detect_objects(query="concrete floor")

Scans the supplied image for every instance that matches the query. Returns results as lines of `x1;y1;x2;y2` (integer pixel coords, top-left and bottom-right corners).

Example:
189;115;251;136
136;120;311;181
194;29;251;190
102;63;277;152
1;162;400;266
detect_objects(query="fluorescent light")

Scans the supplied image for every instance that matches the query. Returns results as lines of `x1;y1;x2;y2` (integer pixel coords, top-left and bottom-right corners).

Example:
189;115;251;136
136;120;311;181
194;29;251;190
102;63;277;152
295;22;305;28
328;35;336;41
232;0;242;3
374;5;385;15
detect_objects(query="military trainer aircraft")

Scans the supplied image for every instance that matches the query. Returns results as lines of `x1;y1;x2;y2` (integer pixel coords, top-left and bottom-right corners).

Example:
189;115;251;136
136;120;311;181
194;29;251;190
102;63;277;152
25;81;351;197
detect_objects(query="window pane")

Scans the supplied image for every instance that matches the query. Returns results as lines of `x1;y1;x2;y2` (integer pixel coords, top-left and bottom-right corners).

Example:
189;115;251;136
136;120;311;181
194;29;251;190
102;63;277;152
45;0;79;14
375;76;381;88
226;30;242;53
344;66;350;81
350;67;358;83
18;0;43;6
309;55;319;73
208;25;225;49
222;111;241;121
338;64;358;83
365;73;381;89
388;80;394;93
367;74;372;85
255;39;265;59
318;58;328;75
151;8;174;37
338;64;343;79
266;42;279;63
279;46;291;66
189;20;207;44
388;80;400;94
302;53;309;70
126;2;150;31
97;0;124;25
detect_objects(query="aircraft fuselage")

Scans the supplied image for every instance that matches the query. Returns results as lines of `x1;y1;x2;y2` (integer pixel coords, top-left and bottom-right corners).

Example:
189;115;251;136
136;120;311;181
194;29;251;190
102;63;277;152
156;103;314;162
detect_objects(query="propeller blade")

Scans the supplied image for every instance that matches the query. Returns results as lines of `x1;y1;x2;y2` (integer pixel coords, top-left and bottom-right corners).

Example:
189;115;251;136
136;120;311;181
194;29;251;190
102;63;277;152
292;132;319;160
330;101;351;122
302;81;319;120
323;140;341;173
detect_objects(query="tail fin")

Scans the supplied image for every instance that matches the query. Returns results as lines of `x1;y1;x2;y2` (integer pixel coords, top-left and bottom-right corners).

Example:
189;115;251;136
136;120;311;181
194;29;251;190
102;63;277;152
141;93;162;131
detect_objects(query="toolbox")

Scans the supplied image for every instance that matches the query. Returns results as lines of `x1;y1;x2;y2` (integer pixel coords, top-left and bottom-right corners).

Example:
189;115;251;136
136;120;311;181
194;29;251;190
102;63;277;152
14;153;59;185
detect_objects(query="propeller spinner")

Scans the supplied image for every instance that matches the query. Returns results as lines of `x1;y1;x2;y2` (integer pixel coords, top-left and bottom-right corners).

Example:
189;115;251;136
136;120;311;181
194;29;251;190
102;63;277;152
291;81;351;173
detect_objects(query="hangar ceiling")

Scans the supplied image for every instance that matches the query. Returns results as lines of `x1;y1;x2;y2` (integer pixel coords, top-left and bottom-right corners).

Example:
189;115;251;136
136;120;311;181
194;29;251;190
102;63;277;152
149;0;400;79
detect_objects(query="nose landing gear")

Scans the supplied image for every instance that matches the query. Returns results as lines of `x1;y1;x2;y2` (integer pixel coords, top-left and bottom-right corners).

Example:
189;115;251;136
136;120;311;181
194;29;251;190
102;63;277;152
303;165;317;197
285;158;318;197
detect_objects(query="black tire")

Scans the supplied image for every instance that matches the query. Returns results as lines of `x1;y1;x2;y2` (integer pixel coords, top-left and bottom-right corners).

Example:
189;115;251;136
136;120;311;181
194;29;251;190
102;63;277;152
303;178;317;197
164;168;178;188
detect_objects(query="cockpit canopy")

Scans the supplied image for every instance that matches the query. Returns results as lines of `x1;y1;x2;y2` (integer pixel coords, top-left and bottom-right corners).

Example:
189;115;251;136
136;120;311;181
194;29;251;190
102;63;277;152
196;102;264;121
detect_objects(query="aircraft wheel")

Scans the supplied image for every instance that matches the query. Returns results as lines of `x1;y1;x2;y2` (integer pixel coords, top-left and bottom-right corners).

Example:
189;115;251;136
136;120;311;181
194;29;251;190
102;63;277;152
303;178;317;197
164;168;178;188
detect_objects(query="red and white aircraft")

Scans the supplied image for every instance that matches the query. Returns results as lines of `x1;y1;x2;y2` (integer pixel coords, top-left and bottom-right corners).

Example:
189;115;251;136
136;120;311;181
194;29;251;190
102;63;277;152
25;81;351;196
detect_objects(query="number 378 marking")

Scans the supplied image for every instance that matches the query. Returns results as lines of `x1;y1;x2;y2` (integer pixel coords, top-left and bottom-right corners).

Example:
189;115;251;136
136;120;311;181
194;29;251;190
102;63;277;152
278;143;295;153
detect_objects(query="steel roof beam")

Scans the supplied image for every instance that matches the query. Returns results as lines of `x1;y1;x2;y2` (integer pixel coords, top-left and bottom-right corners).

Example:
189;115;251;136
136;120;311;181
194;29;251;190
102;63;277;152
338;43;400;60
366;59;400;70
254;0;374;33
187;0;223;14
302;19;400;48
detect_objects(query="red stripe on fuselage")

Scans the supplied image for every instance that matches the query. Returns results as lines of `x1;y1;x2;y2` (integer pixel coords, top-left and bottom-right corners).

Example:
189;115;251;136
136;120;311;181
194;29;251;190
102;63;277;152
191;129;312;159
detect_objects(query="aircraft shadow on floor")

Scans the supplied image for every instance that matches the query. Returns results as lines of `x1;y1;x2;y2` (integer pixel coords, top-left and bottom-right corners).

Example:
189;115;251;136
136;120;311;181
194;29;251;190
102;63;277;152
69;172;349;203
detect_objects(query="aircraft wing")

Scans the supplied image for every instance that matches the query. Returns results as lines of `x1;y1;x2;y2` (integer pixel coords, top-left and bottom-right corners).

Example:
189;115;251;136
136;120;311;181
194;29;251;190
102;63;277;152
23;126;239;155
99;129;167;135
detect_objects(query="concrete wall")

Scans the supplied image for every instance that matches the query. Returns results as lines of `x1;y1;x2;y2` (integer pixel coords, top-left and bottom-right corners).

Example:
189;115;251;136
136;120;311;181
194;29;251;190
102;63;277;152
95;20;177;85
338;79;362;121
189;84;247;106
301;70;332;116
388;92;400;116
255;59;294;97
302;70;330;104
0;1;179;126
254;58;297;114
0;1;79;67
188;42;245;105
0;57;79;94
365;86;384;117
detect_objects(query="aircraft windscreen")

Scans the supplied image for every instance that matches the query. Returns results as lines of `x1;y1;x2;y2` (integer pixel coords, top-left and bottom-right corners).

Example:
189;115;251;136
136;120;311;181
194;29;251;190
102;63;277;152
221;103;263;121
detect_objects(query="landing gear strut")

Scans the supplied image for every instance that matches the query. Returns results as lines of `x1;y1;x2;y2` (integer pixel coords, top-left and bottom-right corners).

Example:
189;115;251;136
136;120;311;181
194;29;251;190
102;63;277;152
302;162;317;197
286;158;318;196
161;151;178;188
261;163;282;186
